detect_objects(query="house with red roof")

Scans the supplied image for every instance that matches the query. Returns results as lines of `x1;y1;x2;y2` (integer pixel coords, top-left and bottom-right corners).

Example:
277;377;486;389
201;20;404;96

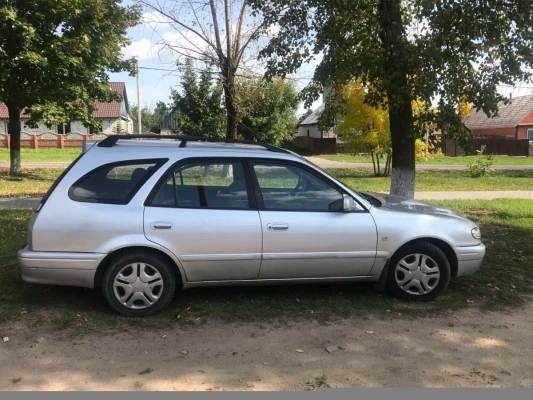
464;95;533;142
0;82;133;135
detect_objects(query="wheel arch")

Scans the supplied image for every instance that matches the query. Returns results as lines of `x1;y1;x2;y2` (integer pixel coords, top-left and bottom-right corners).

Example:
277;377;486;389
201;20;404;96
93;245;186;288
391;237;458;278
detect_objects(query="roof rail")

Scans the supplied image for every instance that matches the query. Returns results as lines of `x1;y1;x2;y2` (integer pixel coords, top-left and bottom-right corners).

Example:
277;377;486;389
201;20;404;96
97;134;291;154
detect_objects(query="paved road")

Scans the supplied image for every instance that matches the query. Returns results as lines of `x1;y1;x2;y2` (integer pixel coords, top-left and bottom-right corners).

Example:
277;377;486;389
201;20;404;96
305;157;533;170
2;191;532;210
0;197;41;209
2;159;533;170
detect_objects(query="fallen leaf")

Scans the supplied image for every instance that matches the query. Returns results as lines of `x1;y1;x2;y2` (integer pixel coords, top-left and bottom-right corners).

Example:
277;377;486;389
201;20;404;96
365;331;373;334
138;368;153;375
2;337;8;343
295;349;304;353
487;283;493;287
11;378;22;384
511;284;516;289
161;335;167;339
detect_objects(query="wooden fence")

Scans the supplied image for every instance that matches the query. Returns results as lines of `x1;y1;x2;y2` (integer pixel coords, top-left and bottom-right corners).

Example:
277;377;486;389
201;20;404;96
440;136;532;157
292;137;337;155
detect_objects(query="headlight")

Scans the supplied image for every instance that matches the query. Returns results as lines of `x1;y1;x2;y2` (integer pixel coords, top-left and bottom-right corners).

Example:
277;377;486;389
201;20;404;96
471;227;481;239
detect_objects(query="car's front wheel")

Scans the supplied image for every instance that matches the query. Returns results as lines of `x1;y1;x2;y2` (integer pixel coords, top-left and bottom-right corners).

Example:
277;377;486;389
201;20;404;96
102;251;176;316
387;241;451;302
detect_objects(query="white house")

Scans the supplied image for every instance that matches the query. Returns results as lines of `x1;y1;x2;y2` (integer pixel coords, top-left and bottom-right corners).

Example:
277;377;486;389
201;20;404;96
0;82;133;135
295;89;336;139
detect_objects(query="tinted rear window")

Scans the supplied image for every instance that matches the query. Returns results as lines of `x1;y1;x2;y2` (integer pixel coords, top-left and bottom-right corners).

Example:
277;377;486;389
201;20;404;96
69;159;167;204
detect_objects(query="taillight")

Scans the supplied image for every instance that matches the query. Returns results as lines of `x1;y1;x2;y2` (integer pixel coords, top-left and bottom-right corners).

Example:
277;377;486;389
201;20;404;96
36;153;83;212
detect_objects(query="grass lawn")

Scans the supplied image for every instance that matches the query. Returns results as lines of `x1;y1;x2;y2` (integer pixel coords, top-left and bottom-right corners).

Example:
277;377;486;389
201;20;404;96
2;167;533;199
0;148;81;163
328;168;533;192
0;168;63;198
0;199;532;332
319;154;533;165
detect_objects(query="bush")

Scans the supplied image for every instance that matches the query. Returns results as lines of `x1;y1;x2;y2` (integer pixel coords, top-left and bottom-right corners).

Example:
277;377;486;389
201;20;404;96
468;145;493;178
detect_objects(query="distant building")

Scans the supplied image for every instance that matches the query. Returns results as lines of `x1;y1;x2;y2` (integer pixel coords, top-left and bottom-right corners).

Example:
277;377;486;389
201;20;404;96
464;95;533;141
157;108;180;134
0;82;133;135
295;89;336;139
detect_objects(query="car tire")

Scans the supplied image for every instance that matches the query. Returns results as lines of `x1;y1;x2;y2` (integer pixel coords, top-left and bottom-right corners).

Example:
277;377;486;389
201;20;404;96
102;251;176;316
386;241;451;302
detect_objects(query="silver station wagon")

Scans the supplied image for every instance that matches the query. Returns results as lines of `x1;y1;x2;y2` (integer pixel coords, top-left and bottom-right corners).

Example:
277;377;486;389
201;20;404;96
18;135;485;316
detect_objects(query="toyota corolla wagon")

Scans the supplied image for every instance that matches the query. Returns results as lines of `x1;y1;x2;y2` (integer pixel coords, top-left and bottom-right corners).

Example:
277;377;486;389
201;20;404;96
18;135;485;316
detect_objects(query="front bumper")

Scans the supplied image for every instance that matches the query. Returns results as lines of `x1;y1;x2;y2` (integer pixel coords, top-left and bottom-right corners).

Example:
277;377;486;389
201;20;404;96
454;243;486;277
18;247;105;288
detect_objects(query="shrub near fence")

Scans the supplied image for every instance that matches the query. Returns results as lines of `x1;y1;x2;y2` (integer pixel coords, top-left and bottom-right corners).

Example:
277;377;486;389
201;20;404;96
0;132;110;149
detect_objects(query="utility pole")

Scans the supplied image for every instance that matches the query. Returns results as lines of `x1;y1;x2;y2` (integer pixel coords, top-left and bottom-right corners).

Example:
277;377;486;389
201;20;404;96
136;57;142;134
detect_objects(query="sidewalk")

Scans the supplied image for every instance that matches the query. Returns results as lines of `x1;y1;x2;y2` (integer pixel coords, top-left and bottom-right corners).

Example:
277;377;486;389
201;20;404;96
305;156;533;170
1;191;532;210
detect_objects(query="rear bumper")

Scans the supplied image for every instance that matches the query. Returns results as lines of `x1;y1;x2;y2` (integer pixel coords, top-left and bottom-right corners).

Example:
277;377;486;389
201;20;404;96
454;243;486;277
18;247;105;288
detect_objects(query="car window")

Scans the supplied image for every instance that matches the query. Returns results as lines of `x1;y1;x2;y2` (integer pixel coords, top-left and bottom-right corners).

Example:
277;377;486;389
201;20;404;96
150;161;251;209
252;163;344;211
69;159;165;204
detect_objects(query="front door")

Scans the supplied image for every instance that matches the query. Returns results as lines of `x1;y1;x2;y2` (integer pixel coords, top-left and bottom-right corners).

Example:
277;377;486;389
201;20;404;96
144;158;262;282
250;161;378;279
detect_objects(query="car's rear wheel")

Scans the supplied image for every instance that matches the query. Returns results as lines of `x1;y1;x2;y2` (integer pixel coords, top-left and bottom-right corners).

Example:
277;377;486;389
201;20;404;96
102;251;176;316
387;241;451;302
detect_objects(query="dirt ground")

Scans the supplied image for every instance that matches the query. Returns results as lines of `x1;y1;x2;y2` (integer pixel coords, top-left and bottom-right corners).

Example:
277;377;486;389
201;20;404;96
1;304;533;391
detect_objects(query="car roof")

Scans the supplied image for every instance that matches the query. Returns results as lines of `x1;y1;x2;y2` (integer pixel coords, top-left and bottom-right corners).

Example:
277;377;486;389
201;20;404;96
83;138;305;162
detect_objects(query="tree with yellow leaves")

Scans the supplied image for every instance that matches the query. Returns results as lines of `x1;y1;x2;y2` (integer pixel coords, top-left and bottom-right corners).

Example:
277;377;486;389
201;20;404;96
332;82;392;177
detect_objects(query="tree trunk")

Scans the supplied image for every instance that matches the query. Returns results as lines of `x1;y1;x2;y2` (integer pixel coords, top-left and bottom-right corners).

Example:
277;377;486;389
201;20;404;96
378;0;415;198
223;67;238;139
7;103;22;175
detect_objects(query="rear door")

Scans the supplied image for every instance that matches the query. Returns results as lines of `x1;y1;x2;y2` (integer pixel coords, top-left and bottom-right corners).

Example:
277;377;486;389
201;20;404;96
144;158;262;282
250;160;378;279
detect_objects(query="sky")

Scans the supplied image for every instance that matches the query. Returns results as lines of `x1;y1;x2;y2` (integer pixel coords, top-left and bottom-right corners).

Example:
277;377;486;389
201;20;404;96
110;0;323;117
110;1;532;117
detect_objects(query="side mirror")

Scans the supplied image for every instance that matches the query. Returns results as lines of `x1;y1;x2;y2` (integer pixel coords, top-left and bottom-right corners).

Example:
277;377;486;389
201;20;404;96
343;194;361;212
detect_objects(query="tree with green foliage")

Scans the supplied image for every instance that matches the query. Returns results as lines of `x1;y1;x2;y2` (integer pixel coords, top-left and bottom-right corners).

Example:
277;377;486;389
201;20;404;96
0;0;141;174
251;0;533;197
237;77;299;145
131;101;169;133
139;0;267;139
170;59;226;137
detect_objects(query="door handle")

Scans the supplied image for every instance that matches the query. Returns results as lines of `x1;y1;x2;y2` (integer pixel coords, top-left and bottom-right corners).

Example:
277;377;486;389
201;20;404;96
151;221;173;230
267;223;289;231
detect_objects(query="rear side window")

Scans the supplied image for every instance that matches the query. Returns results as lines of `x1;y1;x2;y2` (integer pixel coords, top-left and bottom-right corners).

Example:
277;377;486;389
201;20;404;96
69;159;167;204
149;160;252;209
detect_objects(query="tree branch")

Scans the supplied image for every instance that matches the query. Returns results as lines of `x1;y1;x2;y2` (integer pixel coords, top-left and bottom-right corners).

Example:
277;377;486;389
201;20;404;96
234;2;247;63
138;0;220;56
208;0;225;64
